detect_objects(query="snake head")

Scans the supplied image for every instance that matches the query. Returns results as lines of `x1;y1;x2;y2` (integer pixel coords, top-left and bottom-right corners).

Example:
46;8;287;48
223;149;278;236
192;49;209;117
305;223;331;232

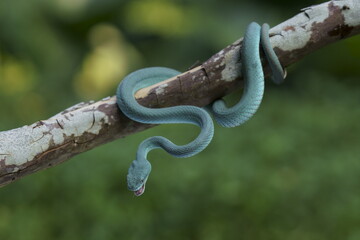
127;159;151;196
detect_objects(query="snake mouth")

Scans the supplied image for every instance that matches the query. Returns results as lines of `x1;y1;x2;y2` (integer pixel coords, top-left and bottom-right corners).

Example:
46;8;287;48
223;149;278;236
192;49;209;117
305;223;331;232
134;183;146;196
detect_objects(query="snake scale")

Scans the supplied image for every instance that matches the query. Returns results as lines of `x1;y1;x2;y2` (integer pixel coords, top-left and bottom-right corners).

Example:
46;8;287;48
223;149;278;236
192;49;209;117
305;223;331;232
116;22;285;196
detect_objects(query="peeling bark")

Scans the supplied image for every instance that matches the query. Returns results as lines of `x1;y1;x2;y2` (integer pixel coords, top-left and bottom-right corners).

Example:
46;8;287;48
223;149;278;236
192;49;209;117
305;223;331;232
0;0;359;187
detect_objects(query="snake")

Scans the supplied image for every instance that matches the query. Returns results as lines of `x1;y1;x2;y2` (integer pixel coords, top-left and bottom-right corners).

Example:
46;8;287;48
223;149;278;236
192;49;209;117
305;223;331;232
116;22;284;196
208;23;284;127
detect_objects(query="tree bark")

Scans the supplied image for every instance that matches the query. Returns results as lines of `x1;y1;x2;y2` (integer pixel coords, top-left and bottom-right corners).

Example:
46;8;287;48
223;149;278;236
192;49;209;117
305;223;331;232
0;0;359;187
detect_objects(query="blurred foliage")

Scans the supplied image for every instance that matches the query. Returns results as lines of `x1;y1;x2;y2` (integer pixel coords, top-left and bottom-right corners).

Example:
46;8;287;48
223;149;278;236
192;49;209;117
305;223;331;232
1;0;360;239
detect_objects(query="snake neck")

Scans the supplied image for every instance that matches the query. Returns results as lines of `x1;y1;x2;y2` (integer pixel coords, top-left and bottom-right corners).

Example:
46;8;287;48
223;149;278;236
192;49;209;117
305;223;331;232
136;137;161;163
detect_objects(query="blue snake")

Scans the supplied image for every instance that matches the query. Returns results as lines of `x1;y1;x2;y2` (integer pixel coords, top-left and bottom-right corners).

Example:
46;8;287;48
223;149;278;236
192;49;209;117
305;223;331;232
116;22;284;196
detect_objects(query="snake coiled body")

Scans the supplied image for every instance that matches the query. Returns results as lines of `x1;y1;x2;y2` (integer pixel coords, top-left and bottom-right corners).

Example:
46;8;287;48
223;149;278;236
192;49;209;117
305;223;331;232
117;68;214;195
116;22;284;196
209;23;284;127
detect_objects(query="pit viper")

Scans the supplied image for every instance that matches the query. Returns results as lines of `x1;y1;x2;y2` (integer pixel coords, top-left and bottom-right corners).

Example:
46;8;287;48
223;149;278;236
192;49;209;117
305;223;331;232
116;22;284;196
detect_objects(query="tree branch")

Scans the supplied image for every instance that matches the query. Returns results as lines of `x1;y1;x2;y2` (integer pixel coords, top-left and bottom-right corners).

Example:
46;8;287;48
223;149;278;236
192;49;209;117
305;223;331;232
0;0;359;187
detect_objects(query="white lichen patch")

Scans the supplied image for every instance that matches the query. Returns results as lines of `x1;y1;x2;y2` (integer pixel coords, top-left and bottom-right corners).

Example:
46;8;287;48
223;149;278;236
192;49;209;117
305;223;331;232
270;2;331;51
334;0;360;27
0;104;109;170
220;46;241;82
212;49;225;62
155;83;168;95
0;126;40;166
270;26;312;52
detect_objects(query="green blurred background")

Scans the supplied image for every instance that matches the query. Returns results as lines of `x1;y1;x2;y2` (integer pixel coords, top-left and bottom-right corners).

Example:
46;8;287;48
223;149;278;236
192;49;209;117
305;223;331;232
1;0;360;239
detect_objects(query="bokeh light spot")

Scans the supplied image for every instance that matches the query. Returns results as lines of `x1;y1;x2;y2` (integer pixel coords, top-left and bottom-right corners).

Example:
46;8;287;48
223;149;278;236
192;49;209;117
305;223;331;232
0;56;36;96
73;23;141;99
124;0;191;36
